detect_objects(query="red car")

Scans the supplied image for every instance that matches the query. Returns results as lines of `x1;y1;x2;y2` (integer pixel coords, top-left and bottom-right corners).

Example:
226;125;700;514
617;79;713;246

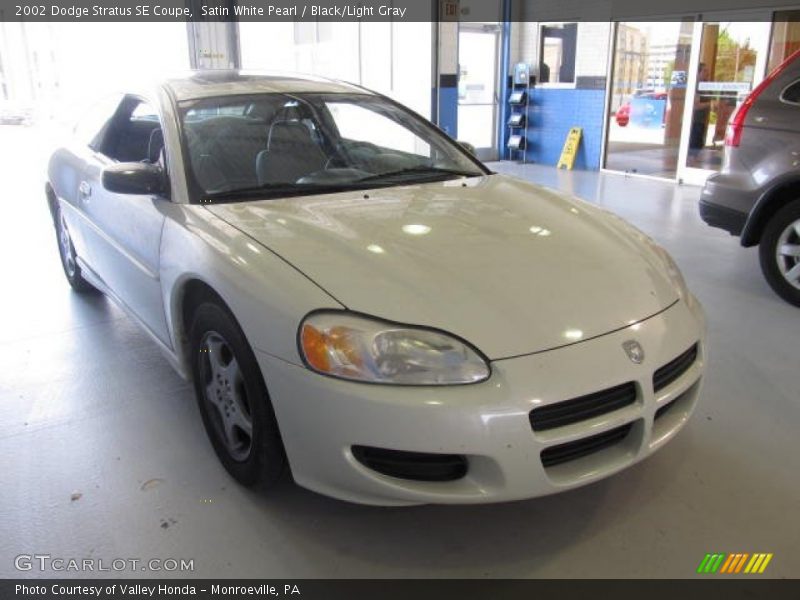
615;92;667;127
615;102;631;126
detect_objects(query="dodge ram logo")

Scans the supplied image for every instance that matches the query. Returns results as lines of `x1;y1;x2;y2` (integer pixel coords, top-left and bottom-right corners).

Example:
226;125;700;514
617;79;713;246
622;340;645;364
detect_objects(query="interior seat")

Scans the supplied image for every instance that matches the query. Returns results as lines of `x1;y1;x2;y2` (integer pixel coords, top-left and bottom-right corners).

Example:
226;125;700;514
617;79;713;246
146;128;164;165
256;120;328;186
185;116;268;192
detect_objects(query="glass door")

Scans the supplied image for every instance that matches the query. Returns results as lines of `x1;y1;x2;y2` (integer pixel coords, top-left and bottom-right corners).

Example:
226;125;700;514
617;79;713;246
678;15;772;185
603;20;695;179
457;24;500;161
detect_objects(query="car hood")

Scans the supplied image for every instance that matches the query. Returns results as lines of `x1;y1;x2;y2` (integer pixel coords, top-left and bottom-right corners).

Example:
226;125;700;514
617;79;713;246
206;174;679;359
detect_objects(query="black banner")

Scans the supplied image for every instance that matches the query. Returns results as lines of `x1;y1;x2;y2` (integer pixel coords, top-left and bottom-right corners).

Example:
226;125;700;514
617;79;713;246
2;579;800;600
0;0;796;22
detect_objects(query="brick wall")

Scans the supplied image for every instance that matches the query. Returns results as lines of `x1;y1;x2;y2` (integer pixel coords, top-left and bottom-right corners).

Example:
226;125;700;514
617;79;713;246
507;21;612;169
526;88;606;169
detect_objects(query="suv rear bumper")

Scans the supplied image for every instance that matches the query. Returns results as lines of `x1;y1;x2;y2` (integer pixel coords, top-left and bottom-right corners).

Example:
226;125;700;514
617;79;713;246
699;173;755;237
698;198;747;237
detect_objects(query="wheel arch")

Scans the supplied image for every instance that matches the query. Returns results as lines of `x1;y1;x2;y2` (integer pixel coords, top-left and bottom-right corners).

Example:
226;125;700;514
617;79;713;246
742;178;800;247
171;277;239;378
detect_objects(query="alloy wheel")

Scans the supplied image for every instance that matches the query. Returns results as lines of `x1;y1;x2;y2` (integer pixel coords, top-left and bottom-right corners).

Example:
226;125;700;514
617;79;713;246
199;331;253;461
775;218;800;291
58;212;77;278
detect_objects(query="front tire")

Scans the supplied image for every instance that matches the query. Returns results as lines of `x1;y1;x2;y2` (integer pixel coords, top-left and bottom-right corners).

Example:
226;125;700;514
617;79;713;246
54;205;98;293
759;199;800;307
189;301;287;488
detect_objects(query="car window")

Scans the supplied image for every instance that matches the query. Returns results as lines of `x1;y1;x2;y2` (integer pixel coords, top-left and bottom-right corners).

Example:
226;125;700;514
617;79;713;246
98;97;164;164
185;104;250;121
131;102;160;122
326;102;431;157
178;92;485;202
782;80;800;104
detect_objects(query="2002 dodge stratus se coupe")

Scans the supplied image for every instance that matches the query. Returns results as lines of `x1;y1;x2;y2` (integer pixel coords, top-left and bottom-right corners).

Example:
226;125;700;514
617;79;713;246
47;72;706;505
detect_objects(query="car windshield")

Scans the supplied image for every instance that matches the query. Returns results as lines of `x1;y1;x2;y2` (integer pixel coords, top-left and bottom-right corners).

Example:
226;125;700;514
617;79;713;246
178;92;487;202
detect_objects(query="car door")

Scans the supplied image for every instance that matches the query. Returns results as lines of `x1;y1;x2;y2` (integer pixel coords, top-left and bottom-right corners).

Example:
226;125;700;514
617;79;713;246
77;95;171;345
54;94;122;271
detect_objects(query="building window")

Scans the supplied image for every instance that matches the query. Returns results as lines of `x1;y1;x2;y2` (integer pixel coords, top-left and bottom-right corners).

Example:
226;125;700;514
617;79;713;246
539;23;577;84
293;22;333;44
768;11;800;73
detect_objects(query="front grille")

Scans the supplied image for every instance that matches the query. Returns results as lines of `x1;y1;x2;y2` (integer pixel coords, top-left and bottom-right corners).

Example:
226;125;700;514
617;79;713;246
655;384;695;421
653;343;698;392
351;446;467;482
541;422;633;468
655;399;677;420
529;382;637;431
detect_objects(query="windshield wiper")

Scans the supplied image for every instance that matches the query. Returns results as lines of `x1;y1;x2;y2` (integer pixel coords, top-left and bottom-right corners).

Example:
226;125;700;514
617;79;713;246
356;166;480;183
201;167;481;203
202;181;374;203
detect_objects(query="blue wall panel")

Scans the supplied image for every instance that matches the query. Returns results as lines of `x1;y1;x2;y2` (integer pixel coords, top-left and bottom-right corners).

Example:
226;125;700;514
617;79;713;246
437;86;459;138
524;88;606;170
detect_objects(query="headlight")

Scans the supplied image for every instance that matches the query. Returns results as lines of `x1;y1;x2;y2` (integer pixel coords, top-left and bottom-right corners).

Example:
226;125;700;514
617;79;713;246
299;312;490;385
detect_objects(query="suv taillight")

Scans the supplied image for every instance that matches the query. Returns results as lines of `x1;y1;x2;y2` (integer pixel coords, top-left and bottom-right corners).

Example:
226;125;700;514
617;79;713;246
725;94;755;147
725;49;800;147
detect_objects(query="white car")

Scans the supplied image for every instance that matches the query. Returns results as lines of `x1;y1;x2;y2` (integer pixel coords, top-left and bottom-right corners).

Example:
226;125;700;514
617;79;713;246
47;72;706;506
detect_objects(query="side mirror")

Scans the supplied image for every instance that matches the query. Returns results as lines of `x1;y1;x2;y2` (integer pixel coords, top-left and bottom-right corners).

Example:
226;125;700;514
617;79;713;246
102;163;166;196
458;141;477;157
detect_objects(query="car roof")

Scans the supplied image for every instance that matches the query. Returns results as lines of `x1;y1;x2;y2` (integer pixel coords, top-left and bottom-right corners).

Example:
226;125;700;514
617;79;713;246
162;70;371;101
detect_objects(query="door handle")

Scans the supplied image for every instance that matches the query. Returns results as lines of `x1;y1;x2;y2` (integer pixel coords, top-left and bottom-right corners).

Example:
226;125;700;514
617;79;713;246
78;181;92;199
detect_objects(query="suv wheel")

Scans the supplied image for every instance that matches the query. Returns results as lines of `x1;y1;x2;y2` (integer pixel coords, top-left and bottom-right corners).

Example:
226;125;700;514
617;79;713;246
759;199;800;307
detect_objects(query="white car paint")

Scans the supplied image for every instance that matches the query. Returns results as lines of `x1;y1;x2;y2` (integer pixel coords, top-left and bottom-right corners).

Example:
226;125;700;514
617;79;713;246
259;297;704;505
206;175;681;359
47;72;706;505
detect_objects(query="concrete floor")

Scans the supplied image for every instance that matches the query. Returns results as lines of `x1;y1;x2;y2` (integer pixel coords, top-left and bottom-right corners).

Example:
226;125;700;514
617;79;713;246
1;126;798;579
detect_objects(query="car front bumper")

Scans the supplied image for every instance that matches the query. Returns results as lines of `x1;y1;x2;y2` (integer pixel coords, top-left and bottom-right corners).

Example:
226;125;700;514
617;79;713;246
258;296;706;506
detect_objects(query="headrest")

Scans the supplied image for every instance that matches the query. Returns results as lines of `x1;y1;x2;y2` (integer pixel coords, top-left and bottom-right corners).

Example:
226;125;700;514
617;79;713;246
147;128;164;164
267;120;315;150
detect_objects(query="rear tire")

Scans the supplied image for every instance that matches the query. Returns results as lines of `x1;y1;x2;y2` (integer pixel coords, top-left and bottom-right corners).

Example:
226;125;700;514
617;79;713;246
759;199;800;307
54;204;98;294
189;300;287;488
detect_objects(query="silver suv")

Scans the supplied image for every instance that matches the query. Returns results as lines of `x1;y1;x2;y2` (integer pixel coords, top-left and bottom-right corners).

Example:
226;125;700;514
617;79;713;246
700;50;800;307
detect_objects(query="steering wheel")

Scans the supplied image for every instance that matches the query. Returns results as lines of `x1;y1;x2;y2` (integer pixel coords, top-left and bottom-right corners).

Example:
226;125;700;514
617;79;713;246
204;177;259;196
325;140;382;171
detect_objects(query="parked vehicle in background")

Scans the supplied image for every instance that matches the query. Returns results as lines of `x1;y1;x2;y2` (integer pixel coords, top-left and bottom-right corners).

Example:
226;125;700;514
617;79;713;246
615;91;667;127
700;49;800;307
0;101;32;125
615;102;631;126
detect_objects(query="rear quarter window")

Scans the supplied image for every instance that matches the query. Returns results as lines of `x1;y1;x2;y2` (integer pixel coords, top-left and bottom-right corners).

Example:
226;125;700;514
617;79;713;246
782;80;800;104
